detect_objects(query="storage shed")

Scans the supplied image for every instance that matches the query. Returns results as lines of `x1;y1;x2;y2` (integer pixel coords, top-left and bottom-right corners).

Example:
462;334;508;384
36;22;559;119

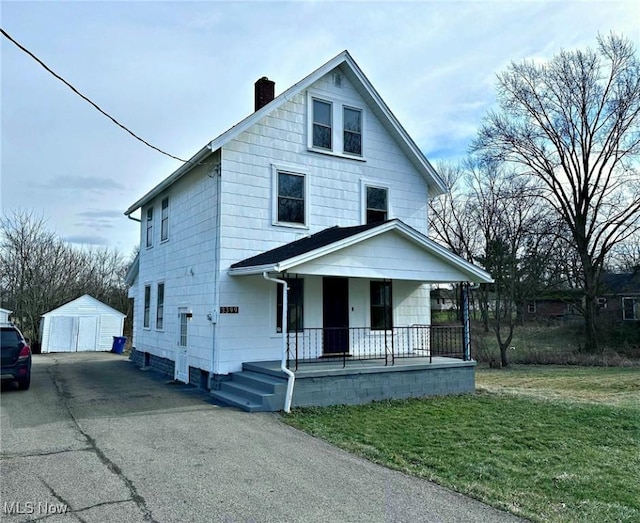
40;295;126;353
0;308;12;324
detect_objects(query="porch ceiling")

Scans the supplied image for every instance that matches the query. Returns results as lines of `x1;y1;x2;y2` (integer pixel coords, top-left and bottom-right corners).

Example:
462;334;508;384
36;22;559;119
229;219;493;283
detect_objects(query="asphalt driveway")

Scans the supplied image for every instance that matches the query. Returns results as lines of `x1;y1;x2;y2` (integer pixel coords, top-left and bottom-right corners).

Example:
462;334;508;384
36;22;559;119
1;353;524;522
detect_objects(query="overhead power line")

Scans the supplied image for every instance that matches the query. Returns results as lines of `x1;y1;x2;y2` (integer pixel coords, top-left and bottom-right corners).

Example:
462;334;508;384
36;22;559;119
1;27;192;164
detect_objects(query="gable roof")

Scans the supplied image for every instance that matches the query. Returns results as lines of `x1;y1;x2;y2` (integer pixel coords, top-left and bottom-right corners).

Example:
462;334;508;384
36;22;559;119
125;50;446;216
600;271;640;295
229;219;493;284
42;294;126;317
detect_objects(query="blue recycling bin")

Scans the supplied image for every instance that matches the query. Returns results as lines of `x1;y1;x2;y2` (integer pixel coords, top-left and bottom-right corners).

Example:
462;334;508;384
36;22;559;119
112;336;127;354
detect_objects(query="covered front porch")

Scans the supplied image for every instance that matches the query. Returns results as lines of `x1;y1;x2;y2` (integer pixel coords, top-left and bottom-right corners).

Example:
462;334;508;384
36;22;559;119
221;219;492;411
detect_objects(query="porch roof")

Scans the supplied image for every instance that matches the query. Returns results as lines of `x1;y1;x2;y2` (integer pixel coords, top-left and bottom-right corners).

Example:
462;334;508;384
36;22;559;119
229;219;493;283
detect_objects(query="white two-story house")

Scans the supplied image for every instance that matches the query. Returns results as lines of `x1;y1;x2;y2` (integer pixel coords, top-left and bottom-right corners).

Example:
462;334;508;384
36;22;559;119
125;51;492;412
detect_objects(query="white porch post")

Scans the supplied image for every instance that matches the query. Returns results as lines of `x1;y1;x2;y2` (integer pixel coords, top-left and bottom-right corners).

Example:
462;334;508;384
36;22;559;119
462;283;471;361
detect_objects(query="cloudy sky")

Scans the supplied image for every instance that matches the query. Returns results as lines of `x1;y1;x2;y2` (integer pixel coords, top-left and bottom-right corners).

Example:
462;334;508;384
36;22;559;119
1;1;638;254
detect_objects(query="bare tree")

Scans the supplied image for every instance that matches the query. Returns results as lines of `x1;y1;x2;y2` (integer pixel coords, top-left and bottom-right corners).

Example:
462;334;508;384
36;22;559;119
430;158;559;365
473;33;640;351
1;210;129;347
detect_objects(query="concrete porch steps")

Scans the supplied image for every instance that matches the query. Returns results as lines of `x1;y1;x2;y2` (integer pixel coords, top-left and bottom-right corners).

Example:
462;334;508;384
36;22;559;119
210;366;287;412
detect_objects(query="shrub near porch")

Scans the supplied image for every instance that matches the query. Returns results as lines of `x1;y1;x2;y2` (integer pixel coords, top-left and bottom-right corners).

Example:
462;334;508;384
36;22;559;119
284;366;640;523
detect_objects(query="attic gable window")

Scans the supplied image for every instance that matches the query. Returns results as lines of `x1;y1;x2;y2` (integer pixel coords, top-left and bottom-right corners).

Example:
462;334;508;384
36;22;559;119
343;107;362;155
312;99;332;150
308;93;365;159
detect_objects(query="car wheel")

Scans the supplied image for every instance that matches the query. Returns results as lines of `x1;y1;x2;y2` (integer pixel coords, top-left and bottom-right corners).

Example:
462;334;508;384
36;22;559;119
17;374;30;391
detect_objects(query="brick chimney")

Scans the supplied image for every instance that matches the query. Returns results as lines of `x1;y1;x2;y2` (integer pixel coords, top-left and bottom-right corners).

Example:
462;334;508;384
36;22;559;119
254;77;275;111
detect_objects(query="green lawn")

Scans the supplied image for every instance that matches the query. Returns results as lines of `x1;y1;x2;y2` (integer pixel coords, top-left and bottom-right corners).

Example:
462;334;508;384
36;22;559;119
283;366;640;523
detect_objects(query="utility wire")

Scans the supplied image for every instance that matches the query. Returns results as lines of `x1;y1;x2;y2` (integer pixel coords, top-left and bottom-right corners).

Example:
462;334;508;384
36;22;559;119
1;27;193;164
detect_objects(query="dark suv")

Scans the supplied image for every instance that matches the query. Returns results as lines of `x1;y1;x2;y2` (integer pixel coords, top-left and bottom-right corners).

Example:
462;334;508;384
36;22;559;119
1;324;32;390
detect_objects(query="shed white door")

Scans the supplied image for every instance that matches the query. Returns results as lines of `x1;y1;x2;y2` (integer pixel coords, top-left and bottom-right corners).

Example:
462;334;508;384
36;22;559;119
49;317;75;352
174;308;189;383
77;316;98;351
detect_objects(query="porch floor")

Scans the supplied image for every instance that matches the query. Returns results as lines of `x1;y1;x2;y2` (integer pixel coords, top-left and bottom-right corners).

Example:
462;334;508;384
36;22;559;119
245;356;474;378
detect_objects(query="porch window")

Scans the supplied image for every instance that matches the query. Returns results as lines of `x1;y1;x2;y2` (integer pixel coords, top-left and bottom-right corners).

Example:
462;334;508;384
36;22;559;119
366;186;388;224
623;297;640;320
160;197;169;242
146;207;153;248
370;280;392;330
277;278;304;333
277;171;305;225
156;283;164;330
143;285;151;329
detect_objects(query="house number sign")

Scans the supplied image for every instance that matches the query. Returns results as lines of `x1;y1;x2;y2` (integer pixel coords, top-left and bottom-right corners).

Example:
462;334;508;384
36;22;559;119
220;306;239;314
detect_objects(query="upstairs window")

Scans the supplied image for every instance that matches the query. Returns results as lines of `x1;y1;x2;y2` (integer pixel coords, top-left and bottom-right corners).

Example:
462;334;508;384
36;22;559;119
277;171;305;225
312;99;332;150
146;207;153;248
309;94;365;158
277;278;304;333
371;280;393;330
143;285;151;329
343;107;362;155
366;186;388;224
160;197;169;242
156;283;165;330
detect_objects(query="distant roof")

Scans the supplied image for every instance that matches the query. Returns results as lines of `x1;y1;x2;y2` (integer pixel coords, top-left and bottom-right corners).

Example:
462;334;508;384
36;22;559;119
125;50;446;216
600;271;640;295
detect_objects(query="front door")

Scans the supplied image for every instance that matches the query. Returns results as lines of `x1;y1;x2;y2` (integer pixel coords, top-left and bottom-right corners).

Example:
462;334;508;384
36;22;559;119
175;308;189;383
323;277;349;355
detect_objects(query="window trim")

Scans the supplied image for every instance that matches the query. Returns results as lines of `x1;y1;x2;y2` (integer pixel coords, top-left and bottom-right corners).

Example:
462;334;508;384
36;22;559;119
306;91;366;160
271;163;309;229
160;197;169;243
156;282;165;331
527;301;536;314
360;179;390;224
145;207;154;249
143;284;151;329
370;280;393;331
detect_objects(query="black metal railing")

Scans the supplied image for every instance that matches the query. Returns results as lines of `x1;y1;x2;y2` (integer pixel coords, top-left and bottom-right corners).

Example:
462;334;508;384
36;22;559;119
285;325;465;369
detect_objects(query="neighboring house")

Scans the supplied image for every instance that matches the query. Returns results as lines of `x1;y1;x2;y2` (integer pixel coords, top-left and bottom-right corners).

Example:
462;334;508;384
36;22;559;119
430;288;457;312
599;270;640;321
525;293;582;321
124;51;492;411
0;308;12;324
40;295;126;353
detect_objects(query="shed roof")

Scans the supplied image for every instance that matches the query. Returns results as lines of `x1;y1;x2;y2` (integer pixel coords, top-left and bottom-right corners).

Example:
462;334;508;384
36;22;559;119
42;295;126;318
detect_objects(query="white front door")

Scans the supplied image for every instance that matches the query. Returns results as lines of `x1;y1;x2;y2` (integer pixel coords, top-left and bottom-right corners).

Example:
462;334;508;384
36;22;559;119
174;308;189;383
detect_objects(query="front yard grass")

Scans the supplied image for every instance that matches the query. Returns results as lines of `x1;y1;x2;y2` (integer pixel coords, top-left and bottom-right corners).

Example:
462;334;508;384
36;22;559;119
283;366;640;522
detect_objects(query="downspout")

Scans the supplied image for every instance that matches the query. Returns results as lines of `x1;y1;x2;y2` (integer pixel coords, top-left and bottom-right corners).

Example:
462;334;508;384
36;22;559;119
263;272;295;413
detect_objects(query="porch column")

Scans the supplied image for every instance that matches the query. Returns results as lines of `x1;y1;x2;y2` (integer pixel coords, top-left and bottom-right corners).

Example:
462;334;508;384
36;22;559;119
461;283;471;361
